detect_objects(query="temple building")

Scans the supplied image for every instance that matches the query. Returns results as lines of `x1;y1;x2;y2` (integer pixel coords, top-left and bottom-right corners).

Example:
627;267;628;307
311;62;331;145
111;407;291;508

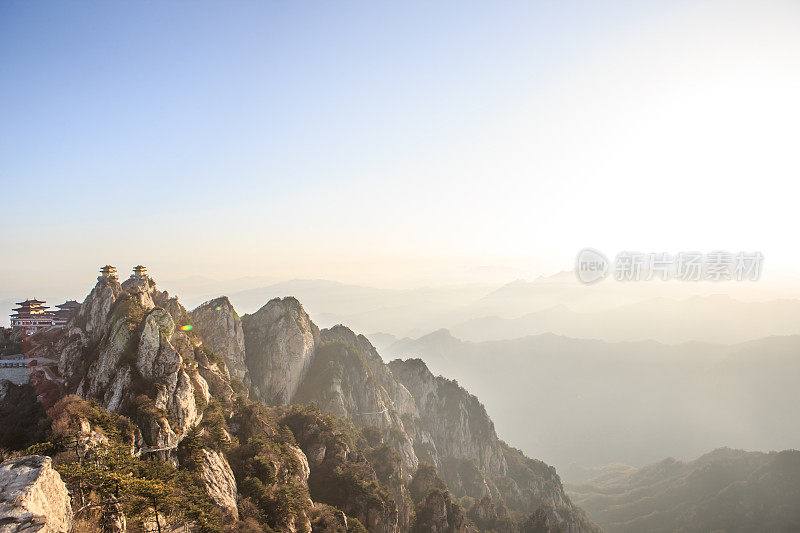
131;265;148;280
53;300;81;326
10;299;55;336
99;265;119;281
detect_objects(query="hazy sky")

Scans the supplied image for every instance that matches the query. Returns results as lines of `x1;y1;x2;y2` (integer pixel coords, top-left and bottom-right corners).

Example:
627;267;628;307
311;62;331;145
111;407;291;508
2;1;799;292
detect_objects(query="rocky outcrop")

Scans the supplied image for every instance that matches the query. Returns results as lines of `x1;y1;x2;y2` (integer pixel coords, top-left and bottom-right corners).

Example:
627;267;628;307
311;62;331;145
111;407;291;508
281;405;399;533
467;496;515;533
390;358;597;532
389;358;507;480
77;276;123;344
196;360;235;404
0;455;72;533
136;308;180;380
242;297;319;405
120;275;158;312
293;325;418;473
8;272;600;532
26;277;207;453
199;449;239;519
50;277;121;386
190;297;249;387
411;487;471;533
316;326;418;418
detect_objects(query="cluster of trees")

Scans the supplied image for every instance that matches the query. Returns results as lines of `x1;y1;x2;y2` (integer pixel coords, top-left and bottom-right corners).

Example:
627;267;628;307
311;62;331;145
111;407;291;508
13;395;222;532
1;375;571;532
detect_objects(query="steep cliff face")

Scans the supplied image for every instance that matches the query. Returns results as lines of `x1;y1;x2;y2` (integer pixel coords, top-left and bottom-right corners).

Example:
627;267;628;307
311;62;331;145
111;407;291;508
241;297;319;405
280;405;402;533
6;274;600;532
408;463;472;532
190;297;249;387
497;442;595;531
388;358;507;481
389;358;597;533
412;488;472;533
199;448;239;520
293;325;419;473
27;276;207;452
226;400;316;532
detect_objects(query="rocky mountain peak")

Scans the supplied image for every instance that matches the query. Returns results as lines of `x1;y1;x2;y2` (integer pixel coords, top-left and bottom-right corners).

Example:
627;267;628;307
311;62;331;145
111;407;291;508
70;276;123;343
4;276;599;532
190;296;249;387
241;297;319;405
26;276;209;452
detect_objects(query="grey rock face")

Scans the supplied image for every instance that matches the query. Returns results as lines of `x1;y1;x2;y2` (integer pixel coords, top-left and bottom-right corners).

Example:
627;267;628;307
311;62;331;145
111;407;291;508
294;325;419;473
136;308;180;380
77;277;123;343
0;456;72;533
190;297;249;386
197;362;235;404
242;297;319;405
198;449;239;520
321;326;418;418
389;358;508;479
37;279;206;451
121;276;158;311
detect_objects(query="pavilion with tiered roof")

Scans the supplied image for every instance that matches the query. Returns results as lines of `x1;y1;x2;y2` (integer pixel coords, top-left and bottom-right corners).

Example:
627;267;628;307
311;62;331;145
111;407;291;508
99;265;118;280
10;299;55;336
53;300;81;326
131;265;148;280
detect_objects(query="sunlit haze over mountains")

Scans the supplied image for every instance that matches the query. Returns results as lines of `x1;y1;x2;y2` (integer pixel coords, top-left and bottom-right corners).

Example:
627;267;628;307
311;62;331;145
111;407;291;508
2;1;800;293
2;2;800;532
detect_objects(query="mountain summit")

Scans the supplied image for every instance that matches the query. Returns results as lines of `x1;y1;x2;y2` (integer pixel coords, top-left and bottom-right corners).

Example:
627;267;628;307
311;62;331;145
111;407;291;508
0;271;598;532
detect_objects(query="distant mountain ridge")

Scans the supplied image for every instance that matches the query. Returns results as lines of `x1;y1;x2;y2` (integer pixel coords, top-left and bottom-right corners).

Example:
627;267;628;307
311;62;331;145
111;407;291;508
567;447;800;532
377;329;800;473
221;277;800;344
447;295;800;344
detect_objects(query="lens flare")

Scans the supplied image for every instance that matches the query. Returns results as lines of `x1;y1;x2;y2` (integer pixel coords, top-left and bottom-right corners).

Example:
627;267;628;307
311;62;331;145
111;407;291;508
215;306;221;311
181;324;193;331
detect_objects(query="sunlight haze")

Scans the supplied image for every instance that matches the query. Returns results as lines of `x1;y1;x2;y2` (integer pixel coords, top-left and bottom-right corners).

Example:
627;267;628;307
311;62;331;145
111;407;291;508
2;1;799;292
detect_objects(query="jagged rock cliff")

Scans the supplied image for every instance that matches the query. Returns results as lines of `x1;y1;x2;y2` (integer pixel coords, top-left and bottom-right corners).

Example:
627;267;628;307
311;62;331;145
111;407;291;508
408;463;473;532
389;358;507;479
293;325;419;473
0;455;73;533
199;448;239;520
390;358;597;532
190;296;249;387
4;273;598;532
241;297;319;405
27;275;208;453
284;321;595;531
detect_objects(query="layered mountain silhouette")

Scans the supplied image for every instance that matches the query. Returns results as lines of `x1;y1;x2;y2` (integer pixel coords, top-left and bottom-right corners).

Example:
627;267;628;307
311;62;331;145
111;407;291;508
567;447;800;532
378;330;800;472
0;273;597;532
